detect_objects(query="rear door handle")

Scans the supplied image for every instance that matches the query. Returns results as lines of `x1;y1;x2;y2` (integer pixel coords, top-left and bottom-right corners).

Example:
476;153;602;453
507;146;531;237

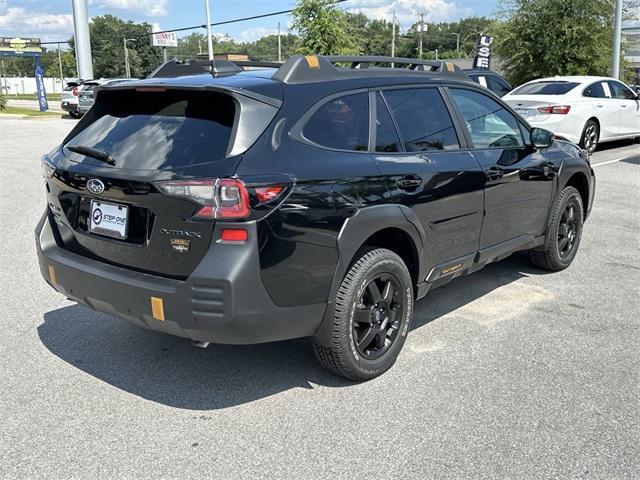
485;166;504;181
397;175;422;190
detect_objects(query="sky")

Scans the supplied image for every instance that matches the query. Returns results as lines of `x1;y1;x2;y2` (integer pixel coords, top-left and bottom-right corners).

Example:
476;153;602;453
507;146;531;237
0;0;503;44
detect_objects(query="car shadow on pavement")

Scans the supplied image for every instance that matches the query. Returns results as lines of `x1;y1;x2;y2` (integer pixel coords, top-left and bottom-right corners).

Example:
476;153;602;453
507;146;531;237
38;253;544;410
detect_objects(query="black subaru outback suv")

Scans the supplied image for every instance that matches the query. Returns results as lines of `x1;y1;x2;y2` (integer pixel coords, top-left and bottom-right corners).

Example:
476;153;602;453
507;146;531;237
37;55;595;380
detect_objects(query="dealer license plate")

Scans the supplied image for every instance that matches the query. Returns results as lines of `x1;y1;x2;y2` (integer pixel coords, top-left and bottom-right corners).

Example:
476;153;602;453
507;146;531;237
89;200;128;240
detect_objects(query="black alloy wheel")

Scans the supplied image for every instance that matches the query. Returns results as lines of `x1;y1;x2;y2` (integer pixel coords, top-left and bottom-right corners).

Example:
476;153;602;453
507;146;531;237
352;273;404;360
529;186;584;271
557;200;580;258
312;248;413;381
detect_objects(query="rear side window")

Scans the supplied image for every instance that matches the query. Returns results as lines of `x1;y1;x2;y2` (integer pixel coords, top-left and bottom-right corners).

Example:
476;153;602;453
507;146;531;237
65;90;235;170
375;93;402;152
512;81;579;95
302;93;369;151
583;82;607;98
382;88;459;151
449;88;524;149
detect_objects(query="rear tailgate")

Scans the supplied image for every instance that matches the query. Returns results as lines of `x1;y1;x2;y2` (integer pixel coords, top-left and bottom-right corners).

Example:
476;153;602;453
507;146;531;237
44;86;280;279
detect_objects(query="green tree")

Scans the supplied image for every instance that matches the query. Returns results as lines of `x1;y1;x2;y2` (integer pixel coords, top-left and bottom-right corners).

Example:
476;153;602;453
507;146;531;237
69;14;163;78
245;33;298;61
291;0;356;55
493;0;616;85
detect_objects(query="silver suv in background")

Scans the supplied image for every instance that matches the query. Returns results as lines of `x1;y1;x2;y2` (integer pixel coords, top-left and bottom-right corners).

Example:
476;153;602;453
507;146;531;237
60;80;85;118
78;78;133;115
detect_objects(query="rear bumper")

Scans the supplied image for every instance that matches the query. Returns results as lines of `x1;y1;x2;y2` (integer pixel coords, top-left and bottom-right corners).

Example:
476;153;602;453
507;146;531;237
60;101;78;113
36;211;325;344
528;116;582;144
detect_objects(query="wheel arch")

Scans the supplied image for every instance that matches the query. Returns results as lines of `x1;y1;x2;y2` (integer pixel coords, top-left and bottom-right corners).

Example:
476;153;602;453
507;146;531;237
329;205;426;302
565;171;590;219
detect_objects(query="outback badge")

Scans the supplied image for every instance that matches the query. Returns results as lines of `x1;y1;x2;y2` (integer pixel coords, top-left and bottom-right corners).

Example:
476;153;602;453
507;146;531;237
170;238;190;254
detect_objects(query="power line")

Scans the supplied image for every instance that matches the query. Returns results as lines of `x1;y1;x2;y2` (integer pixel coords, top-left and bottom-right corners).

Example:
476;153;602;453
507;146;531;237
40;0;350;45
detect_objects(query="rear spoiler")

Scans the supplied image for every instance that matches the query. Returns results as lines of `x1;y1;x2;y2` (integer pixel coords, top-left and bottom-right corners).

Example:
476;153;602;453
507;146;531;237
147;59;283;79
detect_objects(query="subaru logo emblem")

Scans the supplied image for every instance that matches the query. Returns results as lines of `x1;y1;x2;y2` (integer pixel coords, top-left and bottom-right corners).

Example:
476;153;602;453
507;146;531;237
87;178;105;195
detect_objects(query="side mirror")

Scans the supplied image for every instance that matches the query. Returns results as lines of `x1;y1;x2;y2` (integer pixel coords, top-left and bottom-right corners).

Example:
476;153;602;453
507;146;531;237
531;127;554;149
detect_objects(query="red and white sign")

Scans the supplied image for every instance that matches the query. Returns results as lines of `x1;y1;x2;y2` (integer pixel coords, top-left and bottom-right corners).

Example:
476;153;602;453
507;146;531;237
151;31;178;48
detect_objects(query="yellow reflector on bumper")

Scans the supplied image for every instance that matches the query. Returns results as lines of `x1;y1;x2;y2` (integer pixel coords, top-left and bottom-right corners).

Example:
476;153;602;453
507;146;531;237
151;297;165;321
48;264;57;285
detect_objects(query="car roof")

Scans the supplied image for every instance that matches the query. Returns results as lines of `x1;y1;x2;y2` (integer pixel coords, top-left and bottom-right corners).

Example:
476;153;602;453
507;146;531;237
522;76;617;85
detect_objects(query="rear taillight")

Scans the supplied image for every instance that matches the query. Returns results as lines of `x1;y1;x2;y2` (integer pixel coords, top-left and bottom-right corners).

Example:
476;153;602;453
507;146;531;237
72;87;78;96
41;155;55;179
158;178;250;220
537;105;571;114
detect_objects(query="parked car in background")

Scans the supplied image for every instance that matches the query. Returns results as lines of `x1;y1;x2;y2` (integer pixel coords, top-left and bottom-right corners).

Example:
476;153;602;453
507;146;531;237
78;79;132;115
464;69;512;97
504;76;640;155
60;80;85;118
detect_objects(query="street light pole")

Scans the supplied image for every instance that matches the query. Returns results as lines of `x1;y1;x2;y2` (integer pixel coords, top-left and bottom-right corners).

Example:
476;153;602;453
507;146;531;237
277;22;282;62
391;10;396;60
451;33;460;53
205;0;214;61
123;38;136;78
71;0;93;79
611;0;623;78
57;43;64;92
418;13;424;58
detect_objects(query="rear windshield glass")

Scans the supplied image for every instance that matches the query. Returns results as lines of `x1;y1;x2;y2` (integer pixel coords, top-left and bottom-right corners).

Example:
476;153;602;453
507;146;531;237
64;90;235;170
511;81;579;95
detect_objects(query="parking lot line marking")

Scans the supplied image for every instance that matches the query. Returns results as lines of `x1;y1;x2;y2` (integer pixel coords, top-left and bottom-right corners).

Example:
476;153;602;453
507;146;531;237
592;157;635;167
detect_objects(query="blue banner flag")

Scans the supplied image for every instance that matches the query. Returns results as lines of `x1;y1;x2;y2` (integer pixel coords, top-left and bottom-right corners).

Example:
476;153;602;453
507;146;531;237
34;57;48;112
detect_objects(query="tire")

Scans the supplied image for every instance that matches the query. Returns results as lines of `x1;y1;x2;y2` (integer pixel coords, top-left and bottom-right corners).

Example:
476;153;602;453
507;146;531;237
579;119;599;156
312;248;414;381
69;111;80;119
529;186;584;271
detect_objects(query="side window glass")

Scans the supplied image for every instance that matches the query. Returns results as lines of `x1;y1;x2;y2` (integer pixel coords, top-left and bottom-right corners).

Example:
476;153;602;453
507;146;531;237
375;93;402;152
608;81;636;100
382;88;459;151
449;88;525;149
303;93;369;151
583;82;606;98
487;76;511;96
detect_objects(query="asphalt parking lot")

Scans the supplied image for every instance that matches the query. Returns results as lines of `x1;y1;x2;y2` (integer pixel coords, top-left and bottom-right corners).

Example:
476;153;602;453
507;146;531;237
1;116;638;479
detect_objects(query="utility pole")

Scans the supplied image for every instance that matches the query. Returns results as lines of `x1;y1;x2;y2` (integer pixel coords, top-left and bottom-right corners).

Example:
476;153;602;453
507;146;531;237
418;13;424;58
391;10;396;61
612;0;623;78
0;58;6;96
205;0;214;61
123;38;136;78
57;43;64;92
451;32;460;53
71;0;93;79
277;22;282;62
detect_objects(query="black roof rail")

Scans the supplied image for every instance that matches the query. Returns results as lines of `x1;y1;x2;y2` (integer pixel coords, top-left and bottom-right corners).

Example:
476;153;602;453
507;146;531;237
148;58;243;79
271;55;469;84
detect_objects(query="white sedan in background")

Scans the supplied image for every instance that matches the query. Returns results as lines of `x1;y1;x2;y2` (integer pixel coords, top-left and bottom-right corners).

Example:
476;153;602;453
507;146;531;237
504;76;640;155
